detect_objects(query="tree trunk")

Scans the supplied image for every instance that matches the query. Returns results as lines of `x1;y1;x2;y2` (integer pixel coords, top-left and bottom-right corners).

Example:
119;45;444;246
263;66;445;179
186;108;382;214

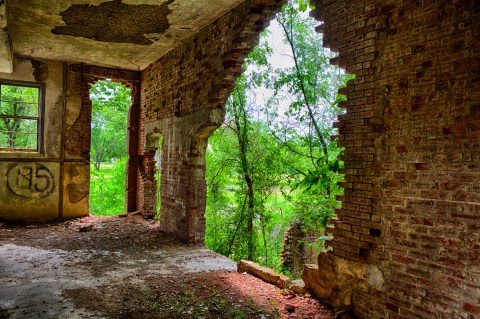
245;172;255;261
94;138;107;171
232;96;256;261
278;18;329;162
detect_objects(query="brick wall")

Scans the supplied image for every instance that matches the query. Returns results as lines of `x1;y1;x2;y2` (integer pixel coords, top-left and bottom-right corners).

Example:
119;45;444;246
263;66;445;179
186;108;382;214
312;0;384;262
280;222;307;278
310;0;480;318
47;0;479;316
140;0;286;243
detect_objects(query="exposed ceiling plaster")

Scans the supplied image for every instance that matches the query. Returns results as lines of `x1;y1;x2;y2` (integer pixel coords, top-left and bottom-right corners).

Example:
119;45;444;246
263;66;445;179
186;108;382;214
7;0;245;71
51;0;174;45
0;0;13;73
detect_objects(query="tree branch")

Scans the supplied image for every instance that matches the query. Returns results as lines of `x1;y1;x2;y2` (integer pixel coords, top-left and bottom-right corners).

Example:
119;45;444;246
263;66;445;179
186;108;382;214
277;16;329;162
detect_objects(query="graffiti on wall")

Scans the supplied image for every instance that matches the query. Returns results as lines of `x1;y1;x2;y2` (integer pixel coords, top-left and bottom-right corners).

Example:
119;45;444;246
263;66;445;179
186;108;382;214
7;164;54;199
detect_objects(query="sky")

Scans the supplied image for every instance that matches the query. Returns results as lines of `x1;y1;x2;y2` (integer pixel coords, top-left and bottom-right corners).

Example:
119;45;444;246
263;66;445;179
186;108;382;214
243;19;294;122
239;10;346;133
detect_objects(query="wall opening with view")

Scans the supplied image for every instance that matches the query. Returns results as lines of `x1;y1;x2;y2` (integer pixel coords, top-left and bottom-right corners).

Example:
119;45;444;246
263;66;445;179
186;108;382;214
145;133;164;219
0;81;43;152
89;80;131;216
155;136;164;218
204;0;352;277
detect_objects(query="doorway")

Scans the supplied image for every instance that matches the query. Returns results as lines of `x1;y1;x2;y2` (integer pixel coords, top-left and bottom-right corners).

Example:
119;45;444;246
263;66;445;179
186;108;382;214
89;80;131;216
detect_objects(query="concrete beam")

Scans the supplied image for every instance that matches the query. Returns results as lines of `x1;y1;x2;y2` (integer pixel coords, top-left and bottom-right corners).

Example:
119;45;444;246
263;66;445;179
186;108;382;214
0;0;13;73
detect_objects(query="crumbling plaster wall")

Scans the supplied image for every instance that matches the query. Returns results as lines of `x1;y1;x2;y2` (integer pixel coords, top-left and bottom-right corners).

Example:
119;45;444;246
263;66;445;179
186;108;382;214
0;58;141;221
140;0;286;243
0;0;13;73
0;57;64;220
302;0;480;318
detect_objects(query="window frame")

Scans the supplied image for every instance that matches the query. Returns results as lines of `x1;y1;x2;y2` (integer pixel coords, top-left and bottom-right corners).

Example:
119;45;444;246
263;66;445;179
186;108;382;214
0;80;45;153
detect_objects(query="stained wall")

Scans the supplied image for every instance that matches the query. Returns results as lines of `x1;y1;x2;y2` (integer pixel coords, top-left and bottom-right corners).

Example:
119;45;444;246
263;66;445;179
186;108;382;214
0;57;65;220
0;58;141;221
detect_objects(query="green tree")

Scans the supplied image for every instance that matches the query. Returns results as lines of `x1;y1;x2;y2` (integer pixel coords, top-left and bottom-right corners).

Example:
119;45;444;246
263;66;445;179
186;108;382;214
0;84;39;149
205;0;352;273
89;80;130;216
90;80;131;171
259;1;352;233
206;75;287;263
90;157;127;216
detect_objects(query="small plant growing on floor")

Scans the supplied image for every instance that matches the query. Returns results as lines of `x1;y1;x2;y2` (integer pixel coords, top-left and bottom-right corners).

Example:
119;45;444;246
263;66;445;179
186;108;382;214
229;308;245;319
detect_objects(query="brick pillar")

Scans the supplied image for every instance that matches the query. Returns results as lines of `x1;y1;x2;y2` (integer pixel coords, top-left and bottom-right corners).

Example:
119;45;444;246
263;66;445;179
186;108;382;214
138;151;157;217
125;83;140;213
186;130;213;244
159;138;190;240
139;0;286;243
140;110;221;243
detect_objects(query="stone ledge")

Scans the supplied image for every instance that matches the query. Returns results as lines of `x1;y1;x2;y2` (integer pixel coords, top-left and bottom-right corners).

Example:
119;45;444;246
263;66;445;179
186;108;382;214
289;279;307;295
237;260;291;289
237;260;308;295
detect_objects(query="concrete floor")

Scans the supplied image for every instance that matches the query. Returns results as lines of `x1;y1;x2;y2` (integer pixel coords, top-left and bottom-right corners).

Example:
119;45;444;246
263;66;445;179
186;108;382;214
0;218;236;319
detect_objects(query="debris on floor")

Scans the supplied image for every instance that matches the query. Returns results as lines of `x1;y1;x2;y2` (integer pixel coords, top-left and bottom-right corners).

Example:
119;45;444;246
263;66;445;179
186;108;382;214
0;216;335;318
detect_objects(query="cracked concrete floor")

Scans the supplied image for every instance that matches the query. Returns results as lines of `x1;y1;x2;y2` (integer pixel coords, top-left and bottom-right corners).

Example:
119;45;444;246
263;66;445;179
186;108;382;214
0;216;236;319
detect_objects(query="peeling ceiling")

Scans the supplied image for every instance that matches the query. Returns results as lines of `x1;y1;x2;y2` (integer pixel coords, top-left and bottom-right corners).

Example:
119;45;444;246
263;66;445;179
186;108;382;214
0;0;13;73
5;0;245;71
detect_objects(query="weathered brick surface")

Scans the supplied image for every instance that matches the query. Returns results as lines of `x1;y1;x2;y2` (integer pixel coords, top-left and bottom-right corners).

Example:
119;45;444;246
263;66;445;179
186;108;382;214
140;0;286;243
62;0;479;316
311;0;480;318
3;0;477;317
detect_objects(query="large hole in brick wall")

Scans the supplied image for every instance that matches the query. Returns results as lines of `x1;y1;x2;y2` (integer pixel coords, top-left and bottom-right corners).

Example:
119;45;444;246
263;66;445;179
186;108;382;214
89;80;131;216
204;1;352;276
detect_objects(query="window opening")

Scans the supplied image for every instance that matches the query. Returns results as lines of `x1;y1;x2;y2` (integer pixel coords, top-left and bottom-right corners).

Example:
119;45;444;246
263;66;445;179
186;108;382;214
0;81;43;152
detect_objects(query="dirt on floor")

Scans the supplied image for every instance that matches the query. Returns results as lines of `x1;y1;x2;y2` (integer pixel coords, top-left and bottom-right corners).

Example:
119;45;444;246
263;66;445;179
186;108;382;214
0;215;335;319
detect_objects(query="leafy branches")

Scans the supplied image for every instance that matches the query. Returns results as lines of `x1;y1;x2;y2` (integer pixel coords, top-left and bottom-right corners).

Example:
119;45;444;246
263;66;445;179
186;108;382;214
90;80;131;171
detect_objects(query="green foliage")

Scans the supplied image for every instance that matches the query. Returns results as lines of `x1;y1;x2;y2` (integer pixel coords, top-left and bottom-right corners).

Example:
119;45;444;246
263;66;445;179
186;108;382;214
259;0;352;232
229;308;245;319
0;84;39;149
205;0;353;275
90;80;131;170
89;80;130;216
205;77;292;267
89;158;126;216
297;0;314;11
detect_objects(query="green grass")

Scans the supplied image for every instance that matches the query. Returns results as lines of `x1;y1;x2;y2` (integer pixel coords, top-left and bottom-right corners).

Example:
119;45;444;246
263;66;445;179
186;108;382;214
92;163;114;173
89;160;126;216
